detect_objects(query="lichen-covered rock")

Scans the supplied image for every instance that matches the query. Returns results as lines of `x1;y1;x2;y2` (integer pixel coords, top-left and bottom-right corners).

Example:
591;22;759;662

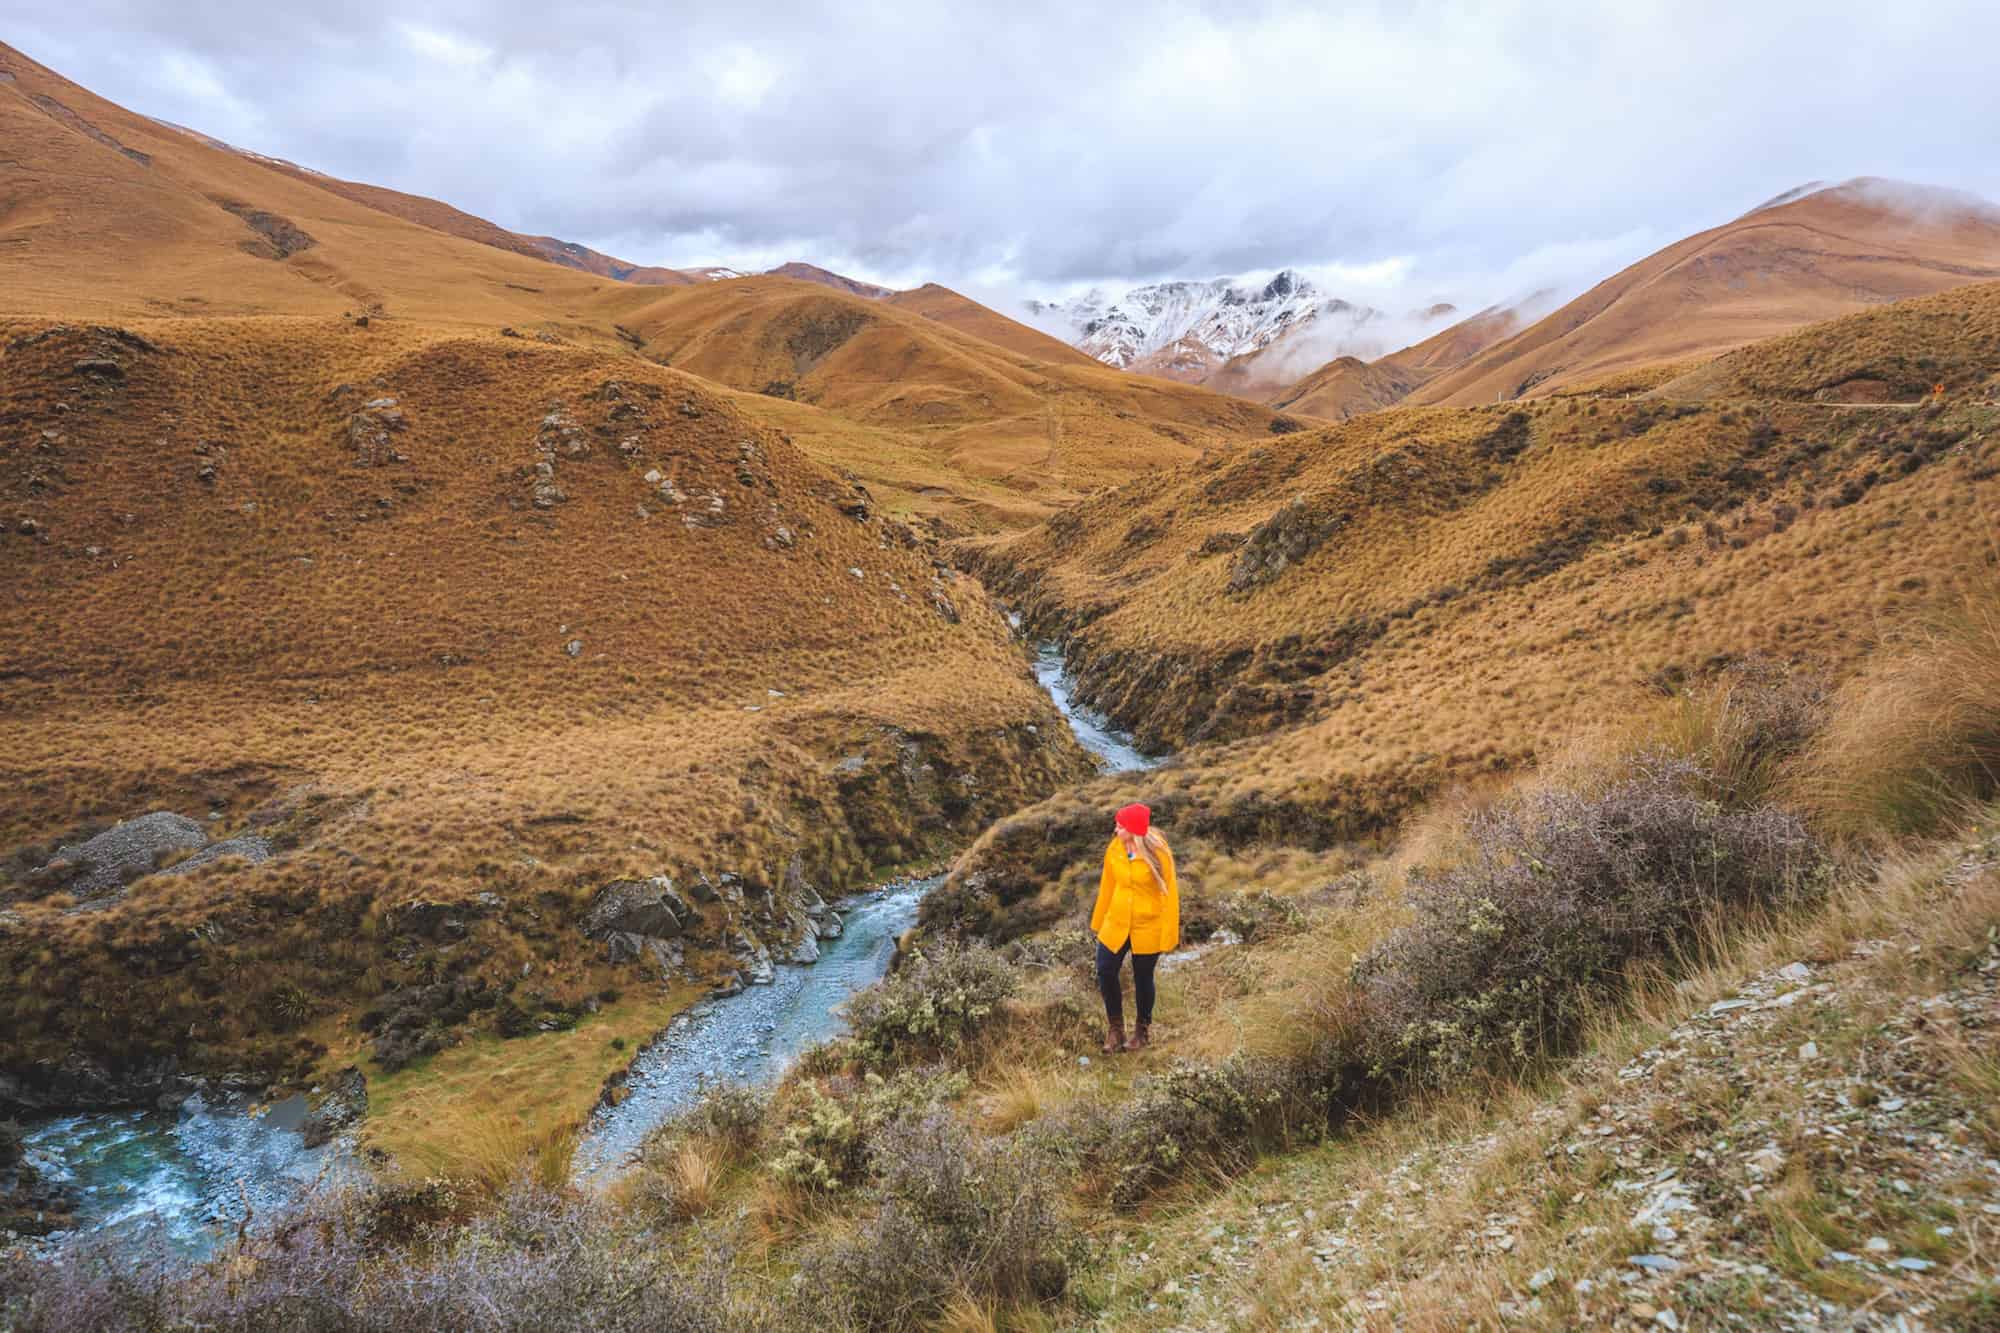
1227;495;1349;592
41;811;207;899
585;877;691;940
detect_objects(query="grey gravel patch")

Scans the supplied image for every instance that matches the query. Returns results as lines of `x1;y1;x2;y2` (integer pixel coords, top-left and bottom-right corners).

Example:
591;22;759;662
158;834;273;878
46;811;207;897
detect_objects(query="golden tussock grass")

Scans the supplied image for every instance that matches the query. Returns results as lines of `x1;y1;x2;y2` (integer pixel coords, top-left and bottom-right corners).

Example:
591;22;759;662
1410;184;2000;407
0;308;1096;1153
398;1109;579;1199
1804;572;2000;837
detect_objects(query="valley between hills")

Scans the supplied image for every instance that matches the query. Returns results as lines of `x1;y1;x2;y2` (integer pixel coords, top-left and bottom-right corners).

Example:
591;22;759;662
5;32;2000;1333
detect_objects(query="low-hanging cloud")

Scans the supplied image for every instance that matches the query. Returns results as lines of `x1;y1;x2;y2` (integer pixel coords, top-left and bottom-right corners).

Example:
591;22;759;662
10;1;2000;313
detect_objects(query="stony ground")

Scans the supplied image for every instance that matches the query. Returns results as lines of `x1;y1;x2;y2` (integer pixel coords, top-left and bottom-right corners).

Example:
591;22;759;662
1079;843;2000;1331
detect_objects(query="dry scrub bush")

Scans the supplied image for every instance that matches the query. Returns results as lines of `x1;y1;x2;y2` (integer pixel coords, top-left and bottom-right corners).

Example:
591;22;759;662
798;1113;1076;1331
840;938;1017;1067
1096;1055;1328;1211
1353;754;1825;1091
1808;580;2000;837
768;1066;969;1193
0;1181;746;1333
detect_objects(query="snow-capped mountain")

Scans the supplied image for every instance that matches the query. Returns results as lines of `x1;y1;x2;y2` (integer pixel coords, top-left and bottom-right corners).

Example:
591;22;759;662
1027;270;1379;380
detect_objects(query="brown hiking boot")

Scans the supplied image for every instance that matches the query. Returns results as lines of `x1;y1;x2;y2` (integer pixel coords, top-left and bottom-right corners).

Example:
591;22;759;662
1102;1019;1126;1055
1124;1022;1151;1052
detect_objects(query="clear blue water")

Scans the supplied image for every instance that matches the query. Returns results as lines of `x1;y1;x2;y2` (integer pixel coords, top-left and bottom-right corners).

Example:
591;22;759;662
1033;642;1162;773
571;877;937;1183
17;1095;355;1256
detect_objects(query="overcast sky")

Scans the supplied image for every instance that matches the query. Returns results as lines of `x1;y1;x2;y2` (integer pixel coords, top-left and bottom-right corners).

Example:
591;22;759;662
8;1;2000;312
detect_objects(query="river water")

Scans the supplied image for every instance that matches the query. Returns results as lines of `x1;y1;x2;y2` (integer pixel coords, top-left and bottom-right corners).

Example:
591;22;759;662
16;635;1155;1234
570;640;1161;1179
15;1094;356;1256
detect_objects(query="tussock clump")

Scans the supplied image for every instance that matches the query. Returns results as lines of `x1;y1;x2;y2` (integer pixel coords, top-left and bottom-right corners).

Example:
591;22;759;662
799;1113;1076;1330
841;938;1017;1067
1097;1055;1326;1210
1354;755;1824;1090
1808;581;2000;837
1642;658;1828;810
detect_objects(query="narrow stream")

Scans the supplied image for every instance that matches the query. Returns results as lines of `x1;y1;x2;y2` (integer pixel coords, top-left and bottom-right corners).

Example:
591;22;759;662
572;637;1158;1179
1032;641;1162;773
17;634;1157;1228
570;877;937;1183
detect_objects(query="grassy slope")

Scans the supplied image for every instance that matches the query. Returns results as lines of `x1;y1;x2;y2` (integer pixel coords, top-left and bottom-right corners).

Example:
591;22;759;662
614;276;1280;532
1410;180;2000;406
0;310;1094;1124
0;39;1279;541
939;285;2000;943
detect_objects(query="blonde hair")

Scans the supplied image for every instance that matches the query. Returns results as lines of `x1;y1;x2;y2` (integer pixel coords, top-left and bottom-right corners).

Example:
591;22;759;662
1122;828;1170;890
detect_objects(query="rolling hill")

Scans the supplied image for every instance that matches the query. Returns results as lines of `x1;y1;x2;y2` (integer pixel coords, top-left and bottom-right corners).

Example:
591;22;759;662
0;39;1107;1123
605;275;1280;529
1252;297;1543;418
943;281;2000;939
1408;178;2000;405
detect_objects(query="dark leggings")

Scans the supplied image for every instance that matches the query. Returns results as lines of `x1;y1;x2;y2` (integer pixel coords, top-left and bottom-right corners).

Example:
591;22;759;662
1095;940;1159;1025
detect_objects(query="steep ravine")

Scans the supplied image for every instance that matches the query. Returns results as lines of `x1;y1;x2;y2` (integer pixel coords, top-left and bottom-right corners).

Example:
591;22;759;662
7;634;1157;1243
572;636;1161;1180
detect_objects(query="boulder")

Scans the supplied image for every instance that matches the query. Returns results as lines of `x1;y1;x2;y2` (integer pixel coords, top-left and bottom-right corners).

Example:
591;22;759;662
301;1067;367;1148
42;811;208;898
585;877;691;940
729;931;775;985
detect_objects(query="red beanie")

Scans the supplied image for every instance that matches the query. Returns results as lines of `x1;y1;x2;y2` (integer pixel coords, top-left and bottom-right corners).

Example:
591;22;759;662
1116;803;1151;837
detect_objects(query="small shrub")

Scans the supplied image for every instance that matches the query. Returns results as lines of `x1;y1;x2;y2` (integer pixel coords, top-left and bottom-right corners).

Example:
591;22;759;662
841;938;1017;1068
799;1113;1076;1330
770;1087;867;1192
1222;889;1308;943
1354;755;1823;1090
1100;1055;1325;1210
679;1083;768;1161
768;1066;968;1193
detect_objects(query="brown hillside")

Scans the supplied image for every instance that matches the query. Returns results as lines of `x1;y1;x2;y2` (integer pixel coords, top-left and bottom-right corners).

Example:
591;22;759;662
0;42;645;331
1213;297;1532;418
1267;355;1424;420
1657;279;2000;403
1411;179;2000;405
885;283;1101;366
0;313;1093;1102
938;284;2000;941
612;276;1280;530
0;40;1278;538
766;261;891;300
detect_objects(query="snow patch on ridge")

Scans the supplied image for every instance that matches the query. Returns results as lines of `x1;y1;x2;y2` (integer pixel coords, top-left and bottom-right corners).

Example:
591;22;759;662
1026;270;1380;371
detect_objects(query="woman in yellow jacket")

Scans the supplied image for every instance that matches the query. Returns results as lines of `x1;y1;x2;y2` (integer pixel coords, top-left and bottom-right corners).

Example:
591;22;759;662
1089;802;1178;1053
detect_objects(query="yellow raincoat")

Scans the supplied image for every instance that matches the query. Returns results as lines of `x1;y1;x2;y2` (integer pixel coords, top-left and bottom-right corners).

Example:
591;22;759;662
1090;836;1179;955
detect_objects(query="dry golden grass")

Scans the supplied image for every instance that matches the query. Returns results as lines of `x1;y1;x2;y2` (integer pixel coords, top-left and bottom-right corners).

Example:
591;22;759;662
1806;572;2000;836
956;295;2000;915
0;310;1094;1149
1661;280;2000;405
1411;181;2000;407
398;1108;580;1198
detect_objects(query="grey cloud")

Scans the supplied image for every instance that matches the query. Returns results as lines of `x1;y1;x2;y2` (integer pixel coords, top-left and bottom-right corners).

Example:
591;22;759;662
7;0;2000;311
